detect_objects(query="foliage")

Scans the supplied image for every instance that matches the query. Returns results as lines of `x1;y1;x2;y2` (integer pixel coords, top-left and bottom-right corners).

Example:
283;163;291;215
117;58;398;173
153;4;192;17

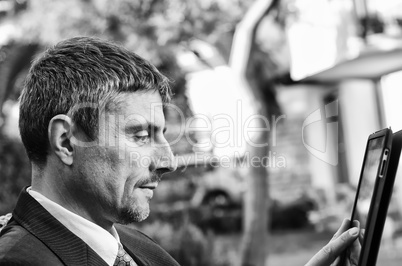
0;134;31;214
0;0;258;215
8;0;254;64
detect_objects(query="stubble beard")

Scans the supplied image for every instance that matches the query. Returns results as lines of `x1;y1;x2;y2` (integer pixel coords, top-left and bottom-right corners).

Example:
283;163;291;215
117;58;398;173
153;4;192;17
118;203;150;224
117;174;160;224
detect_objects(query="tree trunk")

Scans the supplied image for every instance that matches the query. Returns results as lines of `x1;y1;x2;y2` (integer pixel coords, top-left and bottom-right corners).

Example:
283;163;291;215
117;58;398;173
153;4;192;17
240;119;270;266
229;0;279;265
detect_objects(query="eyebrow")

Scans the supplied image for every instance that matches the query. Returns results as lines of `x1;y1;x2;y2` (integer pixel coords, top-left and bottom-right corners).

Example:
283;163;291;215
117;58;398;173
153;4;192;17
124;123;167;134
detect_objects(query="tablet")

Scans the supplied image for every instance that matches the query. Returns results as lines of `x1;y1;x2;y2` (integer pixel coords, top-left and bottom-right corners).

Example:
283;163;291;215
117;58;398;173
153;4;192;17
348;128;402;266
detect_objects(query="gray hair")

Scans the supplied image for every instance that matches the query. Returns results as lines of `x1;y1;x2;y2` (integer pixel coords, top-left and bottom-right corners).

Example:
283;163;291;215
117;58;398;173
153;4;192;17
19;36;172;166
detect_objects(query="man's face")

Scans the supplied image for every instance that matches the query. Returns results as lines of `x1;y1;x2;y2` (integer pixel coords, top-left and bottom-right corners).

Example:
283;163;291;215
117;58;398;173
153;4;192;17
73;90;176;224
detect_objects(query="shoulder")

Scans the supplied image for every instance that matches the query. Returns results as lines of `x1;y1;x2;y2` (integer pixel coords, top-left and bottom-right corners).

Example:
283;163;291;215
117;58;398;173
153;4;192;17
0;222;63;266
115;224;180;266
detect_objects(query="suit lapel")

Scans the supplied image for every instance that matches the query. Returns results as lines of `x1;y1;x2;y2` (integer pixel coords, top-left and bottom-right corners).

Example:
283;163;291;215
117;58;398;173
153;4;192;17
116;224;180;266
12;188;108;266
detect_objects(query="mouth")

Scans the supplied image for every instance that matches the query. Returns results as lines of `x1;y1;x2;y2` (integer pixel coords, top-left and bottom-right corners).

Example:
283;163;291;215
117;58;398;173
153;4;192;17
138;182;157;199
136;173;161;190
138;183;158;190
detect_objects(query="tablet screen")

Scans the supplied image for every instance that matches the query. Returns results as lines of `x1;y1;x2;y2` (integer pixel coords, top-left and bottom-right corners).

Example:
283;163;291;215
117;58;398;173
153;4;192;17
352;136;385;228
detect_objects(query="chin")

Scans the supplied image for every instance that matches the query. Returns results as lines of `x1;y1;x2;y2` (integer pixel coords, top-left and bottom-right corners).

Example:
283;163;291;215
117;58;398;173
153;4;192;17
118;205;150;224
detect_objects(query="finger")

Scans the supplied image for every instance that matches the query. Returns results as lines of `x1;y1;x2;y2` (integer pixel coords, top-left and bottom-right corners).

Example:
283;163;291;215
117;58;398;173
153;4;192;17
330;257;341;266
330;256;339;266
306;227;359;266
359;229;365;244
345;224;362;266
332;219;351;240
352;220;360;228
347;237;361;266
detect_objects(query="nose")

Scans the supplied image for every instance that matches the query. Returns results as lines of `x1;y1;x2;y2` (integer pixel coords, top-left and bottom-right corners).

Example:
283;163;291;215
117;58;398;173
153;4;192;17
154;145;177;176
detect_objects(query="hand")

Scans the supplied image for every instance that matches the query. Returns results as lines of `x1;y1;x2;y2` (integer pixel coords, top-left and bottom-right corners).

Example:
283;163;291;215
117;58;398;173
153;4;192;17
344;224;364;266
305;219;361;266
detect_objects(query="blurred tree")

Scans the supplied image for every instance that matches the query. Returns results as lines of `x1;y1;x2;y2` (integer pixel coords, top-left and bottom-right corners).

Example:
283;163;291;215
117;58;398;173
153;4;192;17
0;131;31;213
0;43;39;119
0;0;261;217
1;0;258;119
230;0;282;265
1;5;290;266
8;0;255;64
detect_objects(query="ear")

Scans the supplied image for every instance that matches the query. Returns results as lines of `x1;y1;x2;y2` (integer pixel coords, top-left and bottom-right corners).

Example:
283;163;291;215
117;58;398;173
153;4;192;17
48;115;74;166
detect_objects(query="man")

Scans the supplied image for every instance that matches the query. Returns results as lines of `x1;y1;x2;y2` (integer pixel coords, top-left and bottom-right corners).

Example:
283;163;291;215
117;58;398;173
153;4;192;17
0;37;360;266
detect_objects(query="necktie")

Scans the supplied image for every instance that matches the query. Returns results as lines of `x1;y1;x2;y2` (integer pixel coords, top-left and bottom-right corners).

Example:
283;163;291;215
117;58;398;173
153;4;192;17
114;244;138;266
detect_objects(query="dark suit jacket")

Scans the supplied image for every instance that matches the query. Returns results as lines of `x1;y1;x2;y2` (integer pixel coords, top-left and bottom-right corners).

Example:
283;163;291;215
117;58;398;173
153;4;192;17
0;188;180;266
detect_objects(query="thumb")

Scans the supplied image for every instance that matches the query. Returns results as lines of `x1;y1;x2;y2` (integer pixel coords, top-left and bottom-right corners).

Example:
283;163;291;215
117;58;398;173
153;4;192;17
305;227;359;266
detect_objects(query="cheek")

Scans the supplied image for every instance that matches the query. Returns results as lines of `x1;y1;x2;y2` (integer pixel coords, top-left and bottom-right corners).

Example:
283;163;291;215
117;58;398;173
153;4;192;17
105;147;122;170
123;170;145;191
125;147;157;170
125;153;151;170
89;150;122;189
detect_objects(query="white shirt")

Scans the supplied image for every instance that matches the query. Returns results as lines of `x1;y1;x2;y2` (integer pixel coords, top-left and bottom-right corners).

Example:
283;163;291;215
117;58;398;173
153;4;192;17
27;188;119;266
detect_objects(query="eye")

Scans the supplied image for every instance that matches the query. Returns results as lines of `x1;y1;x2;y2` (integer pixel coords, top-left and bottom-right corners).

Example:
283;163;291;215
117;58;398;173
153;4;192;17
133;130;150;144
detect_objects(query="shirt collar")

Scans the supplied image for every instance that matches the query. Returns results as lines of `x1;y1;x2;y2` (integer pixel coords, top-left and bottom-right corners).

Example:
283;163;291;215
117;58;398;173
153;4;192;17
27;187;119;266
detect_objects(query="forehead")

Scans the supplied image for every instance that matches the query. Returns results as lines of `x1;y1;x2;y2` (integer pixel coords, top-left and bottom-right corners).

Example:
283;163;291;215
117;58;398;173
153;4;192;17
106;91;165;125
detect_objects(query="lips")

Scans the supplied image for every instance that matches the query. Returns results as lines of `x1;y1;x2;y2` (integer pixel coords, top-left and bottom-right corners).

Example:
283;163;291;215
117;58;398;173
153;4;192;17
136;173;161;189
138;183;158;190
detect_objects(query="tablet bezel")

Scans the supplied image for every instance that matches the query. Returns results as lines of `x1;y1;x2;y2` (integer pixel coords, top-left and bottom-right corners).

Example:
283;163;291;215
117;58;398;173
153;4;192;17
349;128;393;266
358;129;402;266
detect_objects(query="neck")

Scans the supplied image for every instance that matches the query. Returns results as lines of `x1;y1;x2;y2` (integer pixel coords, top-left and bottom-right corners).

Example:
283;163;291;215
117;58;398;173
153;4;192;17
30;163;114;232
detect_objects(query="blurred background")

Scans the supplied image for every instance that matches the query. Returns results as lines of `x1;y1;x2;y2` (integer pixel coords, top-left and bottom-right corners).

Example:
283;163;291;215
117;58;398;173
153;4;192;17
1;0;402;265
